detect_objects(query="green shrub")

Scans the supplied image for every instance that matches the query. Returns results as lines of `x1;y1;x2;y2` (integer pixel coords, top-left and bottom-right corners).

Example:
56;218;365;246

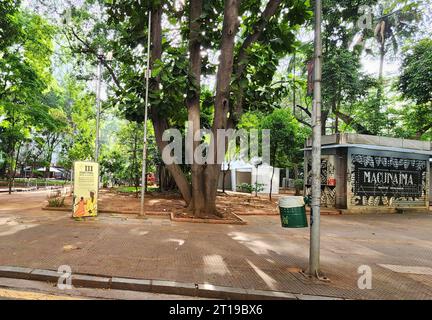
237;183;265;194
237;183;253;193
294;179;304;196
47;197;65;208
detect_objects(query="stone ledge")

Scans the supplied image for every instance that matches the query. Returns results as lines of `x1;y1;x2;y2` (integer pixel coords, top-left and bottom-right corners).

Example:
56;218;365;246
197;284;248;300
244;288;297;300
170;212;247;225
151;280;198;296
0;266;33;280
30;269;60;282
72;274;111;289
0;266;342;300
111;277;151;292
295;293;343;300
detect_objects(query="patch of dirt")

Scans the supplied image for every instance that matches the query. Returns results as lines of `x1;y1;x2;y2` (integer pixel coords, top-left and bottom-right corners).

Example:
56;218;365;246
216;192;279;216
63;189;185;214
61;189;280;217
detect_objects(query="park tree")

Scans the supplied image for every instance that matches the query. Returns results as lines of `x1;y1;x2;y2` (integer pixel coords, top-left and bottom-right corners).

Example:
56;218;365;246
57;0;311;216
0;9;56;192
398;38;432;138
38;91;69;178
289;0;381;134
0;0;22;51
322;47;377;134
373;0;422;81
56;78;97;169
261;108;307;199
21;0;431;216
99;120;158;192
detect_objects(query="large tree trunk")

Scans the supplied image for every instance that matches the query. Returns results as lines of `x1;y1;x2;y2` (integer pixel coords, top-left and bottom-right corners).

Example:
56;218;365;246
186;0;205;216
149;4;191;205
377;20;386;99
8;142;20;195
159;164;176;191
146;0;278;216
321;109;328;135
202;0;241;216
377;42;385;99
132;128;139;196
222;162;230;193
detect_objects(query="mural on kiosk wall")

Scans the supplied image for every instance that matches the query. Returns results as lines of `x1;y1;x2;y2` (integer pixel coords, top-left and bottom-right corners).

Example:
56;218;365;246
350;154;428;207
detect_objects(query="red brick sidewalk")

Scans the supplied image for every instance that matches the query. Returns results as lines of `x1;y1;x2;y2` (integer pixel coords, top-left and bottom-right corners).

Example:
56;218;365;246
2;190;432;299
1;194;432;299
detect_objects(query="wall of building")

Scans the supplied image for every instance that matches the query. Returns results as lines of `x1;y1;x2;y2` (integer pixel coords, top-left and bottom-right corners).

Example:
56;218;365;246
218;169;232;191
236;171;252;186
304;147;430;211
347;147;430;210
253;166;280;195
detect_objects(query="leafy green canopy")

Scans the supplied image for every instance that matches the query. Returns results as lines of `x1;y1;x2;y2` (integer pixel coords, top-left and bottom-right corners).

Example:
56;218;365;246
98;0;312;127
0;0;22;50
399;38;432;106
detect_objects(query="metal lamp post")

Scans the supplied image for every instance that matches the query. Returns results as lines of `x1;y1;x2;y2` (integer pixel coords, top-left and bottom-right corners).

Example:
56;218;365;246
140;11;152;217
94;49;113;163
309;0;323;278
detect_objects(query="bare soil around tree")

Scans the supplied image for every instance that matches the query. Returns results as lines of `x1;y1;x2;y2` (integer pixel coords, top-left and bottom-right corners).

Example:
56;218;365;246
57;189;281;220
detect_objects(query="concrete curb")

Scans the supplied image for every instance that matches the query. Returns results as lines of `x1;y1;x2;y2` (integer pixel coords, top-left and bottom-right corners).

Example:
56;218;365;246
0;266;33;280
0;266;343;300
170;212;247;225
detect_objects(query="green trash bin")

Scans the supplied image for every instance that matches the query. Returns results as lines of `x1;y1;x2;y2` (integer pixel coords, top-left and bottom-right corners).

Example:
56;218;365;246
278;196;308;228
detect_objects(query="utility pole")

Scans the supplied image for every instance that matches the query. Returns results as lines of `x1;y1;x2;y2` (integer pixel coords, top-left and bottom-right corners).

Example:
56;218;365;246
309;0;323;278
140;10;152;217
95;49;104;163
292;52;296;113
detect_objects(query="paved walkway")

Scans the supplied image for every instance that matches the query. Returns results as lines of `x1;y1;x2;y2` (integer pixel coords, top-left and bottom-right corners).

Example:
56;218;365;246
1;191;432;299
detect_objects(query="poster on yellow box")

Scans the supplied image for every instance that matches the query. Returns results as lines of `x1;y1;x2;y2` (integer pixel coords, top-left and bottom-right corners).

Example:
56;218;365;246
73;161;99;218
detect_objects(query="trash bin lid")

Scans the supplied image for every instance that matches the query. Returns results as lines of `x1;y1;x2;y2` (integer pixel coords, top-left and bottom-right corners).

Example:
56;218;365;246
279;196;305;208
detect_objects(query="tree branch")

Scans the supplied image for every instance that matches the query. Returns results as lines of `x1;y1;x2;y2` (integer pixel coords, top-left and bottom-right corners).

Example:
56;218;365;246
295;116;312;128
415;123;432;138
235;0;282;76
296;104;311;117
230;0;283;125
335;111;372;134
67;27;123;90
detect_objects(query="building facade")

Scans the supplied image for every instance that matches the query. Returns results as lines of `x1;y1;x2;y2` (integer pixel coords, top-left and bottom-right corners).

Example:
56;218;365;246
304;134;431;213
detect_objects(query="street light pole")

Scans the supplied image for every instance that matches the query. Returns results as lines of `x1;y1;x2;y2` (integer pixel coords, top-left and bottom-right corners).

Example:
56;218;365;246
95;49;104;163
309;0;323;278
140;10;152;217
